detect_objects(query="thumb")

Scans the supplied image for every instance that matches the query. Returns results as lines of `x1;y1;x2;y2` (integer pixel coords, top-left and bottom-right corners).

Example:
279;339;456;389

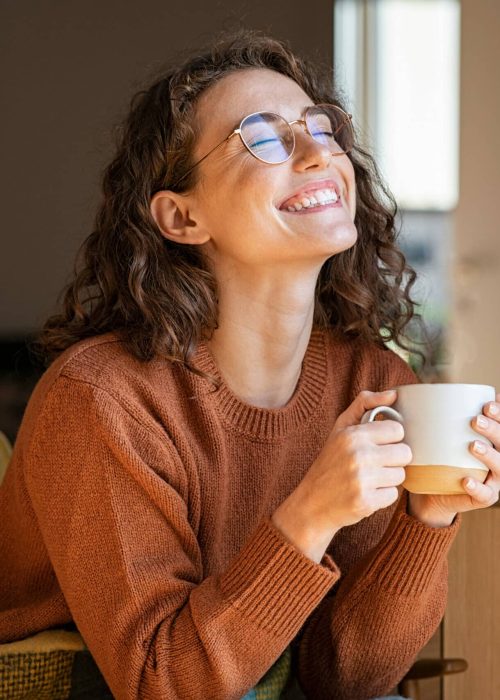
334;389;398;432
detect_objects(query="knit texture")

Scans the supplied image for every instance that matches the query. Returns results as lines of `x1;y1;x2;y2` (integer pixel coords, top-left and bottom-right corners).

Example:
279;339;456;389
0;327;461;700
241;646;291;699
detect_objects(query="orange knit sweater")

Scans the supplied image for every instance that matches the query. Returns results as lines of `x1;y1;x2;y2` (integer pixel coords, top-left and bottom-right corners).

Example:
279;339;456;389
0;328;461;700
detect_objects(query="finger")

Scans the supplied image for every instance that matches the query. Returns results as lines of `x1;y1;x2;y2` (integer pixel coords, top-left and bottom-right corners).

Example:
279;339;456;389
373;485;401;511
484;400;500;422
375;466;407;488
336;390;397;431
376;443;413;467
481;469;500;499
354;389;398;417
469;438;500;477
362;419;405;445
471;413;500;451
463;475;500;507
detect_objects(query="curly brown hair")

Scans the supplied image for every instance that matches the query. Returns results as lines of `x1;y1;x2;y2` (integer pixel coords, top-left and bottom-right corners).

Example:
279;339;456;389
34;28;430;383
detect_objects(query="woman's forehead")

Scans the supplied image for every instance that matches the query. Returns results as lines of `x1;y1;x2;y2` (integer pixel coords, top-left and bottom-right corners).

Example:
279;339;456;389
195;68;313;133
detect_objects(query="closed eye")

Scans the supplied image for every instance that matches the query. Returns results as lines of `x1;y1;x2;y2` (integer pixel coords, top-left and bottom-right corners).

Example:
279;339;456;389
249;137;281;148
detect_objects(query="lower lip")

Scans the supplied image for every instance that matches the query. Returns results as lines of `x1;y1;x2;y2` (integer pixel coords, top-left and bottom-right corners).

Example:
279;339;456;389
280;200;343;215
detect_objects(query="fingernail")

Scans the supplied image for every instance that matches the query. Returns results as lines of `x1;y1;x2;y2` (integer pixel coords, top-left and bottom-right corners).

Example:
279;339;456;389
477;415;488;428
473;440;486;454
489;403;499;415
466;478;475;489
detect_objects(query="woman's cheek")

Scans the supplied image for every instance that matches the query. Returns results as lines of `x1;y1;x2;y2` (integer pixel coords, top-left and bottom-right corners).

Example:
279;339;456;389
350;190;356;220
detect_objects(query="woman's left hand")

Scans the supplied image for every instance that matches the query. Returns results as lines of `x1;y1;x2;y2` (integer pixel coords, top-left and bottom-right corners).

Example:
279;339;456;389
408;394;500;527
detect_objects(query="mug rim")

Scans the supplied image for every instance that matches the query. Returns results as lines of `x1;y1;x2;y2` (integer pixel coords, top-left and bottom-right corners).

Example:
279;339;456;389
392;382;496;391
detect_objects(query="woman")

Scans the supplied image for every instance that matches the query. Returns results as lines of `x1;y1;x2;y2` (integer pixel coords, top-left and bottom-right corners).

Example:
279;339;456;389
2;30;499;700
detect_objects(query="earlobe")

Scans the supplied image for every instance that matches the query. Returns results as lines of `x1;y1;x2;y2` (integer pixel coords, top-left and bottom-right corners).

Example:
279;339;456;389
150;190;210;245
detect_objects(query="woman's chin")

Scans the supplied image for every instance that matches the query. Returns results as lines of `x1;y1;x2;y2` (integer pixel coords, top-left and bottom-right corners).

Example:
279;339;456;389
304;220;358;253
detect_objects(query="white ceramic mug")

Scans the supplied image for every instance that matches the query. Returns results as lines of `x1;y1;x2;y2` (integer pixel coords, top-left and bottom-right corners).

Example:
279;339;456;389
361;383;496;494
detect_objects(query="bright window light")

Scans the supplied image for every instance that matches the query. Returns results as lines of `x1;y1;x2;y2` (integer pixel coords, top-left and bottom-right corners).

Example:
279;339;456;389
334;0;460;211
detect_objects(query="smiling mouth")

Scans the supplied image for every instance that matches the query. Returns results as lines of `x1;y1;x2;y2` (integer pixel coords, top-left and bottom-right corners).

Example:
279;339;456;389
281;196;342;215
279;187;342;213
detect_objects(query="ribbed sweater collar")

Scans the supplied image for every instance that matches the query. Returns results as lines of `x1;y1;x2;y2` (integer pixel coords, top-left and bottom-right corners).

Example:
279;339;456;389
192;328;329;440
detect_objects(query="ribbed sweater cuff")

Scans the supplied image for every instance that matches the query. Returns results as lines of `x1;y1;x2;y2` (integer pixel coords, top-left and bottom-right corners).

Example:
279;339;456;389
362;490;461;596
220;518;340;639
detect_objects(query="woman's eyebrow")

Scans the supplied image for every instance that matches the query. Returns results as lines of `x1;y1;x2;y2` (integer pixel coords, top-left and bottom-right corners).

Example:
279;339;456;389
230;105;314;128
222;104;314;140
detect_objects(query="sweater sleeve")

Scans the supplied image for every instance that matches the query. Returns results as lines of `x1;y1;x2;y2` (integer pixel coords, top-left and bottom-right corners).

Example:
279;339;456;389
294;346;462;700
295;491;460;699
24;376;340;700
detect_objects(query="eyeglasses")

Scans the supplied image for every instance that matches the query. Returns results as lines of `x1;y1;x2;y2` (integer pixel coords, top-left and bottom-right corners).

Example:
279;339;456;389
170;104;354;189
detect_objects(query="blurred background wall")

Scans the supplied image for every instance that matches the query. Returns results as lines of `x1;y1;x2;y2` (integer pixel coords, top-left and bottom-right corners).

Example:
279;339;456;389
449;0;500;387
445;1;500;698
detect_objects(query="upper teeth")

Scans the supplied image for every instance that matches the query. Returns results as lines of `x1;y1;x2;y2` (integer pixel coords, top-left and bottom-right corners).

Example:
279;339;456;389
285;188;339;212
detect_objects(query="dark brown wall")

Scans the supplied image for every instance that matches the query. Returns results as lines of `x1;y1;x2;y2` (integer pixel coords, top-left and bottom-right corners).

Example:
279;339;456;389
0;0;332;336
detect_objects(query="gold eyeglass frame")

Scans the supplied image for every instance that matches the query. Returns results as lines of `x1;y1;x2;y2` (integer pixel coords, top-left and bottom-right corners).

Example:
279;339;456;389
170;104;354;190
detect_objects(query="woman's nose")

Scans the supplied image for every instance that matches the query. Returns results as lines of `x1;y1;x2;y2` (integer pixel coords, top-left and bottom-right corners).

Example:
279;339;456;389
292;124;332;170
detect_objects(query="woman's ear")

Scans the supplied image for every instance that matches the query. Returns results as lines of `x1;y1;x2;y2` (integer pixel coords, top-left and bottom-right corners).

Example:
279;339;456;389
150;191;210;245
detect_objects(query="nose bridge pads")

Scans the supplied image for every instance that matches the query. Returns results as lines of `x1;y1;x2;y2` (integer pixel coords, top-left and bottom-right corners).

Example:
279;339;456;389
294;121;330;160
293;119;310;141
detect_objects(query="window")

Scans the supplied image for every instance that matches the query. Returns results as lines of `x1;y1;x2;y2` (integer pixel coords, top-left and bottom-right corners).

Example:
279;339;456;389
334;0;461;376
334;0;460;209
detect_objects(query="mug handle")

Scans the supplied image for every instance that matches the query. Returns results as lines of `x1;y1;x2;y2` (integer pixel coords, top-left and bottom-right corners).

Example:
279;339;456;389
360;405;405;425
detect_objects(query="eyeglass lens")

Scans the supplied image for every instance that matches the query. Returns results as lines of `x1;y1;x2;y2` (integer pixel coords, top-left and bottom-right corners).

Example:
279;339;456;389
240;105;353;164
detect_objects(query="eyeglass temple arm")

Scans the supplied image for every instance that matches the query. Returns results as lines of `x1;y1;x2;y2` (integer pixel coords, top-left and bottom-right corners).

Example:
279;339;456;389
170;131;239;189
333;114;353;138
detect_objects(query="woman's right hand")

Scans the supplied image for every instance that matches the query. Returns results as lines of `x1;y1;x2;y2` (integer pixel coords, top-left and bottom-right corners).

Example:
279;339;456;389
271;390;413;563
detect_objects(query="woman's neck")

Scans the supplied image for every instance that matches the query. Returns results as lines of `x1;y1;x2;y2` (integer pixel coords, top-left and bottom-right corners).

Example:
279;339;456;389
207;326;313;408
206;308;316;409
